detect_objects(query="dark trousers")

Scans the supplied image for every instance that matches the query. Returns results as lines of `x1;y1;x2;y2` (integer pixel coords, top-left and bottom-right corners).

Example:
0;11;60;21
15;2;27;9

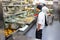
36;29;42;39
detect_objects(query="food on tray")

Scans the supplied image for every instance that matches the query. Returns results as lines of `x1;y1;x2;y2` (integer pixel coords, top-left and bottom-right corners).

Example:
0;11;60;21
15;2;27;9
13;30;16;32
8;29;13;35
4;29;15;37
5;33;9;37
34;14;38;17
24;17;34;23
4;29;9;37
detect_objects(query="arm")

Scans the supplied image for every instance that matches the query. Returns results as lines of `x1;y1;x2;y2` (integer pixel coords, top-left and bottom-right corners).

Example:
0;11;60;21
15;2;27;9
37;24;41;31
47;9;51;16
37;13;42;31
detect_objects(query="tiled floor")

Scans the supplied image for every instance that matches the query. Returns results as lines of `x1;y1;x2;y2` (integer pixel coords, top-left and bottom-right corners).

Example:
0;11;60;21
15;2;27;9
25;21;60;40
42;21;60;40
1;20;60;40
25;24;36;38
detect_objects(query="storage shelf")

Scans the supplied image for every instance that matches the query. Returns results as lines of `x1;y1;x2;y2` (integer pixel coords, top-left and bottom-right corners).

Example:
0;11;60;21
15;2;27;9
5;18;36;40
45;1;53;5
2;4;32;7
5;16;35;24
3;0;34;40
2;0;10;2
2;4;29;6
12;1;25;3
17;18;36;35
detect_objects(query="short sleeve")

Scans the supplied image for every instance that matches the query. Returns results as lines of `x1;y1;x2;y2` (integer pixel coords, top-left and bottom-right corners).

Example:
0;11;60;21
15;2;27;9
37;13;43;24
47;8;49;12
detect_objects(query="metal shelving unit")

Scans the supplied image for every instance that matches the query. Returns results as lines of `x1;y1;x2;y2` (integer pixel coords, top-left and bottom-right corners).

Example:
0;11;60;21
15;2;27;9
2;0;36;39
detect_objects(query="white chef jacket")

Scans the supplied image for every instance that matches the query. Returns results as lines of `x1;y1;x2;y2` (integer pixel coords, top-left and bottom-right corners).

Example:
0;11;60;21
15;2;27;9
37;11;45;29
42;6;49;22
42;6;49;15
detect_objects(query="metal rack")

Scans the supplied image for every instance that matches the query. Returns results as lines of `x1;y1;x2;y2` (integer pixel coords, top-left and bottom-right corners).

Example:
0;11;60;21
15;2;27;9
2;0;36;39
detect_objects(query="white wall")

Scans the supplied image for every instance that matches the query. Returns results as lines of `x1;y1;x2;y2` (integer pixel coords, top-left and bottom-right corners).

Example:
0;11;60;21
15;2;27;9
0;0;2;1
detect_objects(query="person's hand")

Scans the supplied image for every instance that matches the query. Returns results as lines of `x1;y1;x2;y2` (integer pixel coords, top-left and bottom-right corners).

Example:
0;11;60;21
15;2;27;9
48;13;51;16
37;28;40;31
37;24;41;31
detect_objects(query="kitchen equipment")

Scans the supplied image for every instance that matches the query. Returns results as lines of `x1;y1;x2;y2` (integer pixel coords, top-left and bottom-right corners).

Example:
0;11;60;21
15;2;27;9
11;24;19;29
